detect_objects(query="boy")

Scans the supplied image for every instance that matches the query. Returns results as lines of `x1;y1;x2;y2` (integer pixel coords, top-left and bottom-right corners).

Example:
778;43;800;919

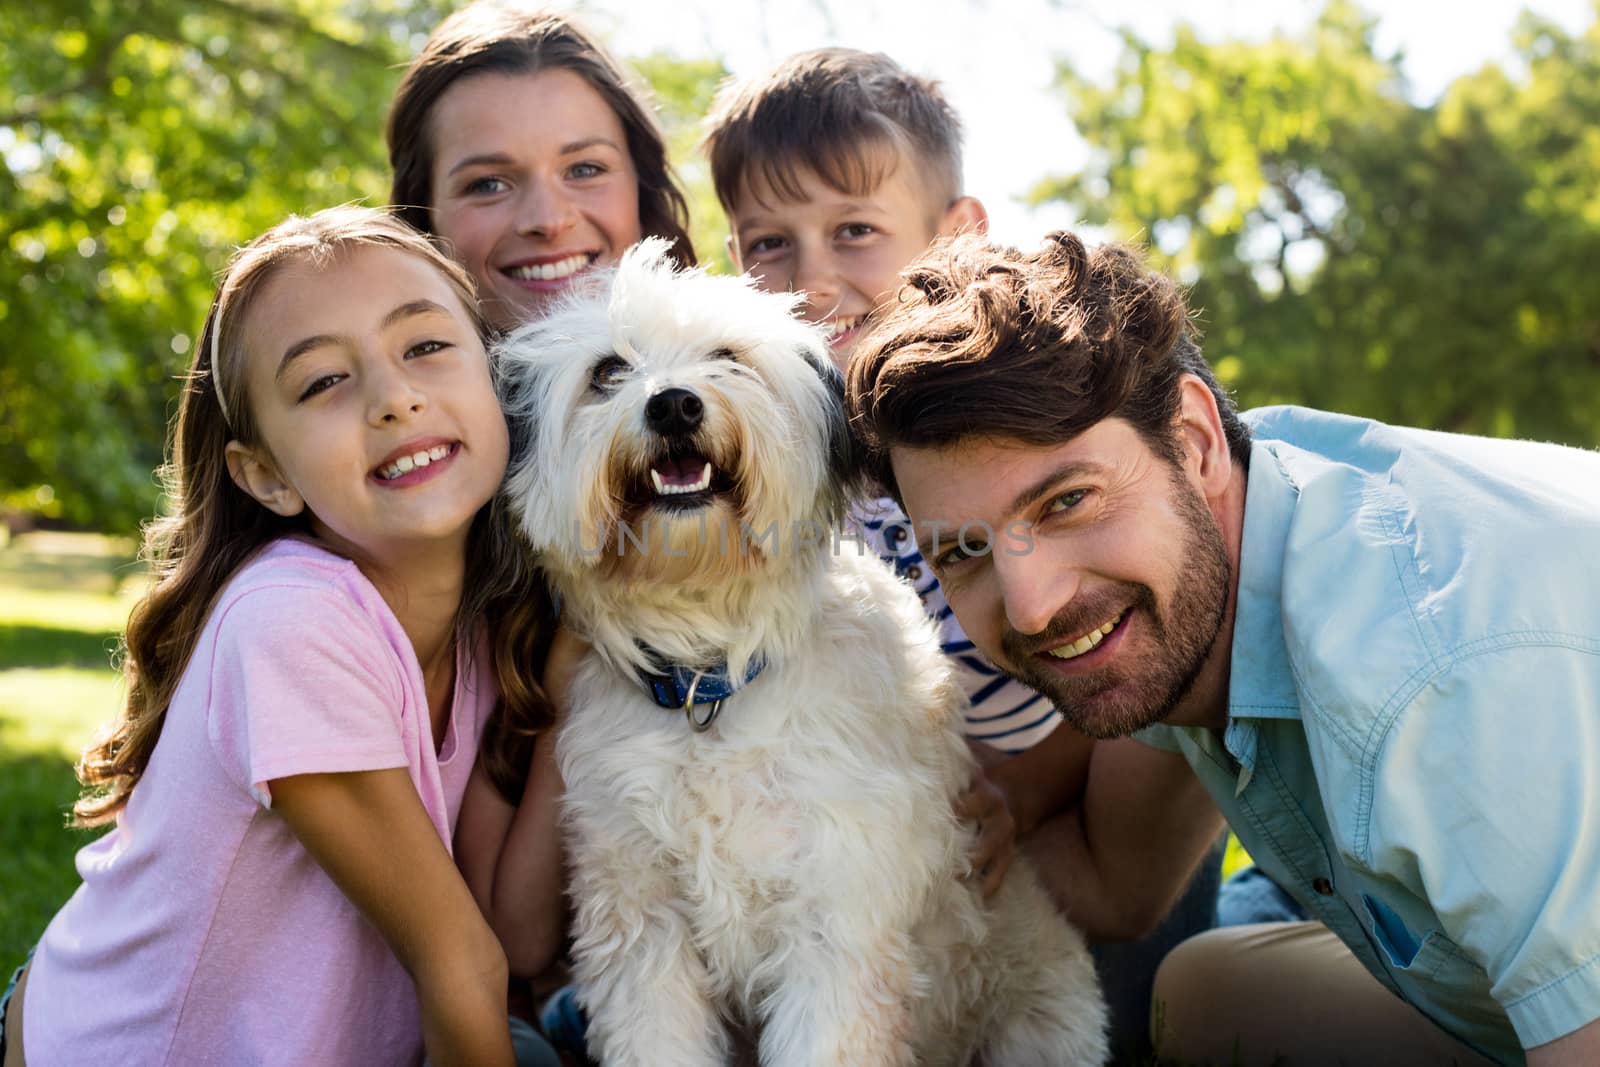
703;48;1223;1058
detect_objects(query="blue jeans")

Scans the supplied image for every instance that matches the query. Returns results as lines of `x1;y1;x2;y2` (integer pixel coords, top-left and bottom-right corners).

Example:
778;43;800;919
1215;864;1309;927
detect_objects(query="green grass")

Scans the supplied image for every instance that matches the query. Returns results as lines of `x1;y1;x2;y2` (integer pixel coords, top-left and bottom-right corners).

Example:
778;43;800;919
0;531;139;976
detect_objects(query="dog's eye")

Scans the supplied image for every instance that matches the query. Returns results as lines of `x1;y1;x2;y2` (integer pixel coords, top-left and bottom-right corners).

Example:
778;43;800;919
710;347;737;362
590;355;630;391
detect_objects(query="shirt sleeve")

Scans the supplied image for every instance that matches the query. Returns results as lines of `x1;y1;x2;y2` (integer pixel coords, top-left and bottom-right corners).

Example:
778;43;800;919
1367;640;1600;1048
206;583;412;807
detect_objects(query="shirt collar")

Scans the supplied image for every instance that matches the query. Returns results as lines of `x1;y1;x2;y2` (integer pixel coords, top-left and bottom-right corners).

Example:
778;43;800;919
1227;438;1306;728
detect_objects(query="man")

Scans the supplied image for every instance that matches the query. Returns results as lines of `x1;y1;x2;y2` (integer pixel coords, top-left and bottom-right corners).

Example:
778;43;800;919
844;230;1600;1066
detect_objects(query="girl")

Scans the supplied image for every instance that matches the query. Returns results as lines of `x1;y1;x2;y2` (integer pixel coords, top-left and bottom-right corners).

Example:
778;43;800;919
386;2;697;333
3;206;555;1067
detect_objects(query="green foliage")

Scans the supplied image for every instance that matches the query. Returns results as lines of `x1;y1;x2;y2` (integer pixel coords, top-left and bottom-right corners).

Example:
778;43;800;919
0;532;136;972
1034;0;1600;445
633;51;735;273
0;1;730;533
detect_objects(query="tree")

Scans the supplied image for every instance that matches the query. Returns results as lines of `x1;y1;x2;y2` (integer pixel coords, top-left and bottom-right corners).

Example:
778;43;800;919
0;1;728;532
1032;0;1600;446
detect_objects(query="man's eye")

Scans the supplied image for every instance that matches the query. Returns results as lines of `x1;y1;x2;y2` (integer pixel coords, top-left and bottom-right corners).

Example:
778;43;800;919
590;355;630;390
935;541;984;571
1047;489;1089;514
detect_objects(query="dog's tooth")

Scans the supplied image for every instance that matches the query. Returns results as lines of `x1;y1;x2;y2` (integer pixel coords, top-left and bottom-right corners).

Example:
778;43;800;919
650;469;665;495
696;462;711;490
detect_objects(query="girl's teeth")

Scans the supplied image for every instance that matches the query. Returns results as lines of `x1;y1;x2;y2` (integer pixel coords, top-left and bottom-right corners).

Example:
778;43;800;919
378;444;453;480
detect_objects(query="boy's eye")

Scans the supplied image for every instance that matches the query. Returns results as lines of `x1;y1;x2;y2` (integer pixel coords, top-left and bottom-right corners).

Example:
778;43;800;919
744;235;786;257
1046;488;1090;515
298;373;344;402
590;355;629;390
406;339;450;359
839;222;876;240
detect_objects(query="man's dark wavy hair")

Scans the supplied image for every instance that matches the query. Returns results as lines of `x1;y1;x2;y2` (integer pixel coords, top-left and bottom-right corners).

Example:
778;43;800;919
846;231;1250;498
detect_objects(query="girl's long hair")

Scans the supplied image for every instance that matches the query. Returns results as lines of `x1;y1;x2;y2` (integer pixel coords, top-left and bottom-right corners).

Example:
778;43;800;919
74;206;554;825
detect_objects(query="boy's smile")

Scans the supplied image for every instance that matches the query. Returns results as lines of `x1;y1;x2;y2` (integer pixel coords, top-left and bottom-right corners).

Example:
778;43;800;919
729;161;983;369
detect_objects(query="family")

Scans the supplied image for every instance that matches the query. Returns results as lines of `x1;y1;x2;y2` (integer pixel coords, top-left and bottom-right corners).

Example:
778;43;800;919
4;3;1598;1065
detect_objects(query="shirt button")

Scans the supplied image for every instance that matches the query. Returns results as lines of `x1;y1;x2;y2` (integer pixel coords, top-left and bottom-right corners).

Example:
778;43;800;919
1312;877;1335;896
907;566;922;580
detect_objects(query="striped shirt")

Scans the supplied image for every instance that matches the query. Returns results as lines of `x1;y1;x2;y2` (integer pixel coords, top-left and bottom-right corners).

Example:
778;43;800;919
851;498;1062;752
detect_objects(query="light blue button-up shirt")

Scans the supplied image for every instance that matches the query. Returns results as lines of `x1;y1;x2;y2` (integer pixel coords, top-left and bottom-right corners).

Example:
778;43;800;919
1138;406;1600;1065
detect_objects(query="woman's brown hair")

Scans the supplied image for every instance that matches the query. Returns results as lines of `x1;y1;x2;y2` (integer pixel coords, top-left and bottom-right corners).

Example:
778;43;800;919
75;206;553;825
387;2;694;268
846;230;1251;498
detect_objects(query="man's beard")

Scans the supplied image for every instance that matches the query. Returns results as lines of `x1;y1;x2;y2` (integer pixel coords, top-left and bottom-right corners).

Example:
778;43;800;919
999;472;1230;739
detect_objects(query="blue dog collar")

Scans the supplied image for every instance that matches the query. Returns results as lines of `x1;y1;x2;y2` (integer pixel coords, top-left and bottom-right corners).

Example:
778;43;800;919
638;654;766;731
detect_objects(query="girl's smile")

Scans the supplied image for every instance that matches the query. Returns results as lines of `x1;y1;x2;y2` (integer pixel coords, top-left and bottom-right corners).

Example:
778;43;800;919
228;244;509;567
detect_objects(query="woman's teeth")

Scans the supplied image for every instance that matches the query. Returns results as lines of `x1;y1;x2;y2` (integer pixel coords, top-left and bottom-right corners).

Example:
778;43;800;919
509;254;591;281
1046;614;1123;660
377;444;451;481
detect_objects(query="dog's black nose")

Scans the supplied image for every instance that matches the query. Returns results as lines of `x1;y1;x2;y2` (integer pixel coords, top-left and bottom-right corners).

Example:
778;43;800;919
645;387;703;436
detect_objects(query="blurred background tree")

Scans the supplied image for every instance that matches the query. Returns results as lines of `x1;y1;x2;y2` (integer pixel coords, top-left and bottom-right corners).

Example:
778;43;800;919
0;0;725;534
1032;0;1600;444
3;1;1597;534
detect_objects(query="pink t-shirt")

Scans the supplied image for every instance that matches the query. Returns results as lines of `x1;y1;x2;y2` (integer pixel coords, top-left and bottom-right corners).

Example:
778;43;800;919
23;539;497;1066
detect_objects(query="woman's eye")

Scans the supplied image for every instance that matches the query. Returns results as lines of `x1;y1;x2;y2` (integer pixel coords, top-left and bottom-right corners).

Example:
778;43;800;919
463;176;509;196
298;374;343;402
1047;488;1090;515
568;161;604;180
590;355;629;390
406;339;450;359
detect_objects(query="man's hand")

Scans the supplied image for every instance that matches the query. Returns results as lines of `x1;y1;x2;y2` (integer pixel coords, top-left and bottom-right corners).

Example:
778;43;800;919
957;746;1016;898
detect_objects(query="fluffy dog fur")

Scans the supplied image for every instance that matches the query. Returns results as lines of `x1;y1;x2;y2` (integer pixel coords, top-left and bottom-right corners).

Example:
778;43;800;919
500;241;1107;1066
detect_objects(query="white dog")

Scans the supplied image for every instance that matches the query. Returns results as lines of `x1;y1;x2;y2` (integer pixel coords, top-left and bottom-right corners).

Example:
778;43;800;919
500;241;1108;1067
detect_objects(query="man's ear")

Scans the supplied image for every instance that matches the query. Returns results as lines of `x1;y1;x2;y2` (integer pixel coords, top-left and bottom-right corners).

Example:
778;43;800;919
726;232;743;272
939;196;989;238
225;441;305;517
1175;375;1232;501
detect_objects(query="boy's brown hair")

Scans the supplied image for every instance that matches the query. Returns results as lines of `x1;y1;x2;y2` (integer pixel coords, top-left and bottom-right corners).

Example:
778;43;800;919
846;231;1252;499
704;47;964;213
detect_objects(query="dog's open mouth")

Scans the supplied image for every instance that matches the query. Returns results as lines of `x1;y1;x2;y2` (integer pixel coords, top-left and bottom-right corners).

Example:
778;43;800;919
638;448;736;511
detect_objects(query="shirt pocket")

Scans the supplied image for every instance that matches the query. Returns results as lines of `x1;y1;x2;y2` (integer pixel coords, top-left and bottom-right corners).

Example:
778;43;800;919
1361;894;1515;1063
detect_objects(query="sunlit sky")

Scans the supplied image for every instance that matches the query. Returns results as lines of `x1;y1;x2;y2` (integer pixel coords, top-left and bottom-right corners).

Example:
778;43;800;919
567;0;1595;246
